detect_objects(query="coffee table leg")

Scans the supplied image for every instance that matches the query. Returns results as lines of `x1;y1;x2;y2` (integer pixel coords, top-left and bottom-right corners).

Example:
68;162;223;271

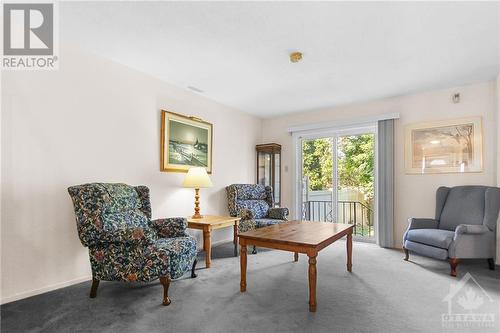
294;252;298;262
347;232;352;272
233;223;238;257
308;254;317;312
203;228;211;268
240;244;247;292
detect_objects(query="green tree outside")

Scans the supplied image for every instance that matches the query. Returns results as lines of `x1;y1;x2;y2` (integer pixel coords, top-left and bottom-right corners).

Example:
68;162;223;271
302;135;374;199
302;134;375;233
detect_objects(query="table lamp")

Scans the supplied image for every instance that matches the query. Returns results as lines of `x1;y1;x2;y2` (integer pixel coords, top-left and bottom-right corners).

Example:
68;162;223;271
182;167;213;219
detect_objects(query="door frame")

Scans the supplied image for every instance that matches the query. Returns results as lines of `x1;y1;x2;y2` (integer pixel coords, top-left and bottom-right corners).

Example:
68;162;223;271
292;123;378;238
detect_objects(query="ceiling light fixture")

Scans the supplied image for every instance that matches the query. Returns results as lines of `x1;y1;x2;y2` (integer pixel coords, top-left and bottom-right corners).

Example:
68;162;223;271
290;51;303;63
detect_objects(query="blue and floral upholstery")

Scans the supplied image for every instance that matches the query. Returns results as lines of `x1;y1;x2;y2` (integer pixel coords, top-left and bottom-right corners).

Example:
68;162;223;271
68;183;197;285
226;184;289;233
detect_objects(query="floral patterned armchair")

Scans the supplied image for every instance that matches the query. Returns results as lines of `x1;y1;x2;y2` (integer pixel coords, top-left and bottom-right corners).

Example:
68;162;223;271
68;183;197;306
226;184;289;253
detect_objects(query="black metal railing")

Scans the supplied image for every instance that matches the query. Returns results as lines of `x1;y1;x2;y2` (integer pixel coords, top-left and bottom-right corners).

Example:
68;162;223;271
302;200;374;237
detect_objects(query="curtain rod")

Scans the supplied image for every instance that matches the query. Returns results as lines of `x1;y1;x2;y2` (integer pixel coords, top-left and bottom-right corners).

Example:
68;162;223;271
287;112;400;133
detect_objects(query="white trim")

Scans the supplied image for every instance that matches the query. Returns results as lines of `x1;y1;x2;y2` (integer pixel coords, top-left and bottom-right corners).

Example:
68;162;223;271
0;235;236;305
287;112;400;133
1;275;92;305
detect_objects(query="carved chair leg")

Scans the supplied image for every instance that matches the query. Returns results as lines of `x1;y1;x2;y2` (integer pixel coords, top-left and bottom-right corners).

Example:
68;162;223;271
487;258;495;270
403;248;409;261
449;258;459;277
159;276;171;306
191;259;198;278
89;278;99;298
252;245;257;255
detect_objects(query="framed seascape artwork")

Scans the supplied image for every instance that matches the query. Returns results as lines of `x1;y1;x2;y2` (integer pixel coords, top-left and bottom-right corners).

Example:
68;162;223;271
161;110;213;173
404;117;483;174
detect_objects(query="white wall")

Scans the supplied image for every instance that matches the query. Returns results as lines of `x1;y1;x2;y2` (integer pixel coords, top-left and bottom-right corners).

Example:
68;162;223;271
497;75;500;186
261;81;498;249
497;75;500;263
1;46;261;303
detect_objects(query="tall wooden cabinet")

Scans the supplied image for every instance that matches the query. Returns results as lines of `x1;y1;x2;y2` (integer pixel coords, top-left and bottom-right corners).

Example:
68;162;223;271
256;143;282;207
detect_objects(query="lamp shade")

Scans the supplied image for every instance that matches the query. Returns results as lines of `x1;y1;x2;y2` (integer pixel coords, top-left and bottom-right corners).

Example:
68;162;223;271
182;167;213;188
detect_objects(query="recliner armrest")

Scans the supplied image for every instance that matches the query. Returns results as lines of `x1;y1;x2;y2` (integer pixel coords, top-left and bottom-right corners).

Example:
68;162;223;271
151;217;189;238
455;224;490;235
268;207;289;220
407;218;439;230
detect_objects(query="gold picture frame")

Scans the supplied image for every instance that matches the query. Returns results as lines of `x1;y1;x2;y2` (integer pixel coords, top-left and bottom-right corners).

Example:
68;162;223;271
160;110;213;173
404;117;483;174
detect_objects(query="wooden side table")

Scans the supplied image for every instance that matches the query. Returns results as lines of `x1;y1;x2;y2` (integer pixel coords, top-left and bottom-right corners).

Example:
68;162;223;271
187;215;240;268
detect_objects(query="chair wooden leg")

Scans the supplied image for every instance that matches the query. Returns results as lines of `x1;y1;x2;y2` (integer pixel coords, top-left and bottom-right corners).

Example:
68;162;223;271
449;258;459;277
403;248;409;261
89;278;99;298
252;245;257;255
487;258;495;270
191;259;198;278
159;276;171;306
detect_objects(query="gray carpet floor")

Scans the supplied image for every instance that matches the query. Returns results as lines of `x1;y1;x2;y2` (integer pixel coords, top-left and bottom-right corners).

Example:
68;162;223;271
2;241;500;333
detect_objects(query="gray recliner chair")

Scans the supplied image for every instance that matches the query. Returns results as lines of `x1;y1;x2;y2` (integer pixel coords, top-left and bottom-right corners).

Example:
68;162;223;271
403;185;500;276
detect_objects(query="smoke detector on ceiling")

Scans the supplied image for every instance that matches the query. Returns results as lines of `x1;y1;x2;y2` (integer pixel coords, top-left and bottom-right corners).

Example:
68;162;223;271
290;52;303;63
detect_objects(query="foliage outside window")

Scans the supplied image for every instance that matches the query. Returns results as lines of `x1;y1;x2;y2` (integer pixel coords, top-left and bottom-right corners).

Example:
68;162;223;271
302;134;375;202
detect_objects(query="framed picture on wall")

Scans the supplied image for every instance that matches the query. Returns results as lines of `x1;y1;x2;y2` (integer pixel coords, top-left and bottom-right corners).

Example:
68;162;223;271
160;110;213;173
404;117;483;174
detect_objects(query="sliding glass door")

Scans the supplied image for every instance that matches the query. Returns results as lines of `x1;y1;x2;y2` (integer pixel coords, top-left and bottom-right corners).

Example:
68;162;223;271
300;129;375;241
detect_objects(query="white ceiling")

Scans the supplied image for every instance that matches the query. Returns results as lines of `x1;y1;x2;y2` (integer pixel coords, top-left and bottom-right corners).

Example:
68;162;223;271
62;2;500;118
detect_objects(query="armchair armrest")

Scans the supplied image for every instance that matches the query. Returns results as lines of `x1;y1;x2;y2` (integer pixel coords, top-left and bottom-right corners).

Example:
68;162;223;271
407;218;439;230
151;217;189;238
240;208;255;220
268;207;289;220
455;224;490;235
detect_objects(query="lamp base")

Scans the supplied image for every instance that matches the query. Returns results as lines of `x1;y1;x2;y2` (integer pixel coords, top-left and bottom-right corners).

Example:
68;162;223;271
192;188;203;219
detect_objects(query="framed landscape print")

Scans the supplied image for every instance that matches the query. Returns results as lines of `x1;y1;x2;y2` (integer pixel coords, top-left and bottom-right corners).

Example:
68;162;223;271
404;117;482;174
161;110;213;173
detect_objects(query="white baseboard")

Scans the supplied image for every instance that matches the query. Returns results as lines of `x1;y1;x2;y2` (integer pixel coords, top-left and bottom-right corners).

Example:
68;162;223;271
1;238;234;305
1;275;92;305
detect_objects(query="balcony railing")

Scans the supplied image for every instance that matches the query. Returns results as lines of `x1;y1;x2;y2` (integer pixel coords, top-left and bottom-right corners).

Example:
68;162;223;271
302;200;374;238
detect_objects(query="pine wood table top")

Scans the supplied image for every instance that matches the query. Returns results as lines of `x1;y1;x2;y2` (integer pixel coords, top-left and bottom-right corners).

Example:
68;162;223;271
187;215;240;227
238;221;354;248
238;220;354;312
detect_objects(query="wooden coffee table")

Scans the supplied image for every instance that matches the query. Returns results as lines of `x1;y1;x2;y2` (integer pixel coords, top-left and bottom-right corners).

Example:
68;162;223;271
238;221;354;312
187;215;240;268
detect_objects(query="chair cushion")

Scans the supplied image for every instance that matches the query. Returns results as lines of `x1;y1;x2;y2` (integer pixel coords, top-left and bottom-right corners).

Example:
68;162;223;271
88;235;197;282
235;184;267;200
237;200;269;219
406;229;455;249
155;236;197;279
439;186;485;231
254;218;286;228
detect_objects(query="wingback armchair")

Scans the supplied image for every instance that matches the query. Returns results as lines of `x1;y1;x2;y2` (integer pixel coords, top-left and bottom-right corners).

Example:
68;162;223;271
403;186;500;276
226;184;289;253
68;183;198;306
